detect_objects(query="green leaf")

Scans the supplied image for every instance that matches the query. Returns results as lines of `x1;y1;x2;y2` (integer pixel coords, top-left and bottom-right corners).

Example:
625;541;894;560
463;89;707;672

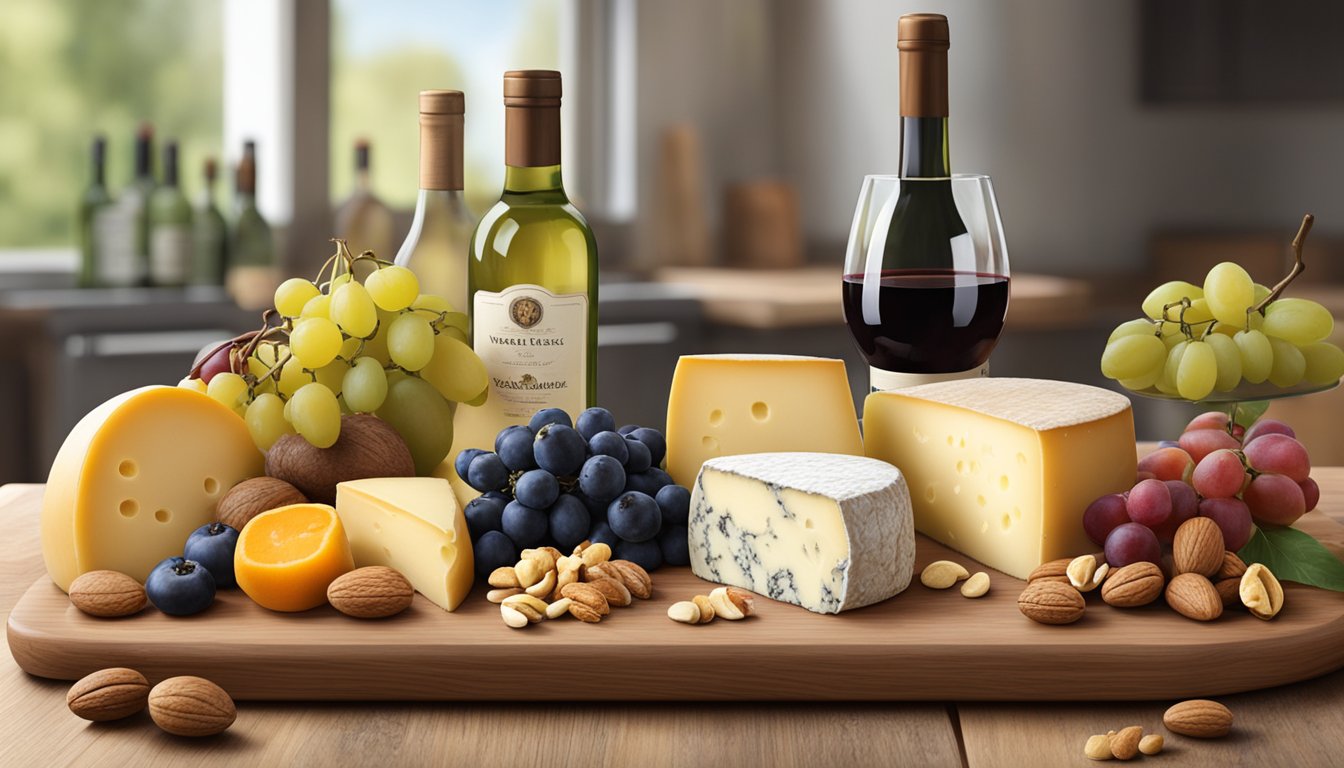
1238;525;1344;592
1233;400;1270;429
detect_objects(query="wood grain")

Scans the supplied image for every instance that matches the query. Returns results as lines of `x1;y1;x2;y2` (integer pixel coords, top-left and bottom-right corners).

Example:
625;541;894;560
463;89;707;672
10;486;1344;701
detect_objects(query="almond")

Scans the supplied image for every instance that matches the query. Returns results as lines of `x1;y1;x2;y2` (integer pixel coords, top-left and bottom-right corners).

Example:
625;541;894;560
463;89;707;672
68;570;147;618
216;476;307;531
560;581;610;616
1017;581;1085;625
693;594;716;623
1165;573;1223;621
586;575;632;607
327;566;414;618
1110;726;1142;760
148;676;236;737
1100;562;1164;608
1172;517;1224;577
725;587;756;615
67;667;149;721
609;560;653;599
1217;551;1248;580
1028;558;1072;584
1163;699;1232;738
1214;577;1242;607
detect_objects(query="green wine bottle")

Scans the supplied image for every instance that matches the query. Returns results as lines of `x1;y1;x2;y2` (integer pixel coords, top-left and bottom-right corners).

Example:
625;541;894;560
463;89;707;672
191;158;228;286
94;124;156;287
77;135;112;288
227;140;276;309
148;140;193;286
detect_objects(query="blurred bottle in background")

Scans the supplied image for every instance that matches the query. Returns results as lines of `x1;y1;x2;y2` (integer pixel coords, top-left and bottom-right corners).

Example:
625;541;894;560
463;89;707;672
93;123;156;287
335;139;394;279
77;135;112;288
191;158;228;286
226;140;277;309
147;140;193;287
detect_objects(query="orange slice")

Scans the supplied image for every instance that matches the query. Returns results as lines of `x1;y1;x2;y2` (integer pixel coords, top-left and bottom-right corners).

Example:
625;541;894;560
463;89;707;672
235;503;354;612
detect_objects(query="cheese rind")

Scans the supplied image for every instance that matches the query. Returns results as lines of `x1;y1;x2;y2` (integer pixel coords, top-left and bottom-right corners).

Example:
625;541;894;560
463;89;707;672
665;355;864;487
42;386;263;591
688;453;914;614
863;378;1136;580
334;477;474;611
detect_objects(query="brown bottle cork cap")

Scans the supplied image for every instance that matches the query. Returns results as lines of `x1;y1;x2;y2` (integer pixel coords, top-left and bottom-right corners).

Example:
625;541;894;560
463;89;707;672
897;13;949;117
504;70;562;107
418;90;464;190
419;90;464;115
897;13;950;51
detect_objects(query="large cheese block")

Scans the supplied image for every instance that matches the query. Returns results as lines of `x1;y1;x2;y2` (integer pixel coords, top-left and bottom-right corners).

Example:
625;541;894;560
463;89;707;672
334;477;474;611
863;378;1136;580
666;354;863;487
42;386;264;591
688;453;914;614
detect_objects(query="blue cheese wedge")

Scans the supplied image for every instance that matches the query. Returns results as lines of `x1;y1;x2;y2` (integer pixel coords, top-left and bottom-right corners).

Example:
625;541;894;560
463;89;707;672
687;453;915;614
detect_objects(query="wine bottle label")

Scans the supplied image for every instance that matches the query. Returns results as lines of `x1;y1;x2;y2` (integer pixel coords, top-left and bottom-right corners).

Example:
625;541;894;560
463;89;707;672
150;225;192;285
472;284;588;420
93;204;142;287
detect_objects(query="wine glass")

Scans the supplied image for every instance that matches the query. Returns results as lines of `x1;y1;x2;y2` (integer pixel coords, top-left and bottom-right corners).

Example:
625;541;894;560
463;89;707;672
842;174;1011;391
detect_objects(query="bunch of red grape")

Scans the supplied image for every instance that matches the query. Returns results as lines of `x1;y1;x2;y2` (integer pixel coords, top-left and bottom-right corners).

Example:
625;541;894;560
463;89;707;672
1084;412;1318;569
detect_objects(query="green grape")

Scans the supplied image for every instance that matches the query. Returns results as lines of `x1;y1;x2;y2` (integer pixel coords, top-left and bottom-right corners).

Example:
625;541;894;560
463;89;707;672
410;293;454;315
300;293;332;320
1234;328;1273;384
1203;261;1255;326
1302;341;1344;386
365;265;420;312
274;278;320;317
178;377;207;394
1262;298;1334;345
1107;318;1156;344
277;353;308;398
1176;340;1217;401
464;385;489;407
206;372;248;411
1184;298;1215;325
1211;322;1240;337
387;313;434;371
361;309;396;365
1203;332;1242;392
1160;323;1185;344
342;356;389;412
442;326;468;345
331;281;378;338
1253;283;1271;305
329;272;353;291
1247;310;1265;331
1161;340;1188;395
436;311;470;337
1117;375;1159;391
289;382;342;448
245;392;293;452
1267;336;1306;387
420;333;490;402
1101;334;1165;381
290;317;343;368
1142;281;1203;320
313;360;348;393
377;375;455;475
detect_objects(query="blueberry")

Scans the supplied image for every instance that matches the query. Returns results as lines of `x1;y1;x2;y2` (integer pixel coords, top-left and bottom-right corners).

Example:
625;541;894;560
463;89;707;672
534;424;587;476
629;427;667;467
529;407;572;433
579;455;626;502
576;407;617;440
183;522;239;588
465;495;507;540
502;500;549;548
482;490;511;504
454;448;486;480
587;520;621;549
549;494;591;551
515;469;560;509
658;525;690;566
145;557;216;616
655;484;691;527
615;538;663;572
467;453;510;492
496;426;537;472
624;470;672;497
618;424;640;436
607;491;662;543
625;438;652;473
474;530;519;578
588;431;630;464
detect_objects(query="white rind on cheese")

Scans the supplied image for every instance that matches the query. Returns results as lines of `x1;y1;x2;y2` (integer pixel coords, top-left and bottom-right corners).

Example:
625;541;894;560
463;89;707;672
688;452;915;614
890;377;1132;431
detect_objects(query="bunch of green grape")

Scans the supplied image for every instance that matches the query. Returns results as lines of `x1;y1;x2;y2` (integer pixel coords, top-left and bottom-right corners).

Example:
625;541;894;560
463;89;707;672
180;244;488;474
1100;261;1344;401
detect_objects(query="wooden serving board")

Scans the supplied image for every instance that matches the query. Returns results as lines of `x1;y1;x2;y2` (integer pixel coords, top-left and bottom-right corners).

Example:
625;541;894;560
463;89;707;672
9;484;1344;702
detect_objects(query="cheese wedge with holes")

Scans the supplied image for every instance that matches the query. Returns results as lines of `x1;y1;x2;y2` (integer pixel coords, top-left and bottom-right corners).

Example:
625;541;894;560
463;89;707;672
666;355;863;487
335;477;473;611
863;378;1136;580
688;453;914;614
42;386;263;591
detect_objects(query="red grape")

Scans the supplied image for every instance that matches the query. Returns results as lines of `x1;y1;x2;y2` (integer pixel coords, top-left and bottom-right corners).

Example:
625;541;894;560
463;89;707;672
1084;493;1130;547
1152;480;1199;543
1243;433;1311;482
1243;473;1307;526
1137;447;1195;483
197;344;234;384
1178;428;1242;464
1197;497;1254;550
1125;478;1172;527
1136;471;1157;483
1185;412;1230;432
1301;477;1321;512
1242;419;1296;445
1191;449;1248;499
1104;522;1162;568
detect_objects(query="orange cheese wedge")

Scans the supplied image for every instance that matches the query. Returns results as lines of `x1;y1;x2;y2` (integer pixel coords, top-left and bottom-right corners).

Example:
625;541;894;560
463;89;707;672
235;503;354;612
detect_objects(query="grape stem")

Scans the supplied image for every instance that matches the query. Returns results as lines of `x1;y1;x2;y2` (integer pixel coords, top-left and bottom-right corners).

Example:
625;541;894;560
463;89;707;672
1250;213;1314;316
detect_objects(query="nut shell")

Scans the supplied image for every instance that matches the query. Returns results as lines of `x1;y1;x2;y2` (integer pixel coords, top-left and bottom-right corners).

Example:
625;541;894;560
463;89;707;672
1101;562;1165;608
265;414;415;505
1213;577;1242;607
1240;563;1285;620
1163;699;1233;738
608;560;654;599
1172;517;1224;577
67;667;150;721
327;566;414;618
216;477;308;531
68;570;147;618
148;676;236;737
560;582;610;616
1017;581;1085;625
1217;551;1248;580
1165;573;1223;621
1027;558;1072;584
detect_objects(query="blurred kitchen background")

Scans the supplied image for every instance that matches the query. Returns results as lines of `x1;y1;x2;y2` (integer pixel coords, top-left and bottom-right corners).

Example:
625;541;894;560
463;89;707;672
2;0;1344;483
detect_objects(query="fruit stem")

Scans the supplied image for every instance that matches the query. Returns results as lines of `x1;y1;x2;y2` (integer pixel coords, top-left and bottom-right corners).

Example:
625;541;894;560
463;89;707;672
1251;213;1314;315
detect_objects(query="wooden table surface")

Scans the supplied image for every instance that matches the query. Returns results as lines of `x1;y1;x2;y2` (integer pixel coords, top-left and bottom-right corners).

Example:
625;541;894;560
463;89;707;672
5;477;1344;768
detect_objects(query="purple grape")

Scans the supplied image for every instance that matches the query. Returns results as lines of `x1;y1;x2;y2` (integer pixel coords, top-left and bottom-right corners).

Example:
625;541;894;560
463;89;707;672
1083;493;1130;547
1152;480;1198;543
1104;522;1162;568
1125;478;1172;527
1242;418;1295;445
1197;497;1254;551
